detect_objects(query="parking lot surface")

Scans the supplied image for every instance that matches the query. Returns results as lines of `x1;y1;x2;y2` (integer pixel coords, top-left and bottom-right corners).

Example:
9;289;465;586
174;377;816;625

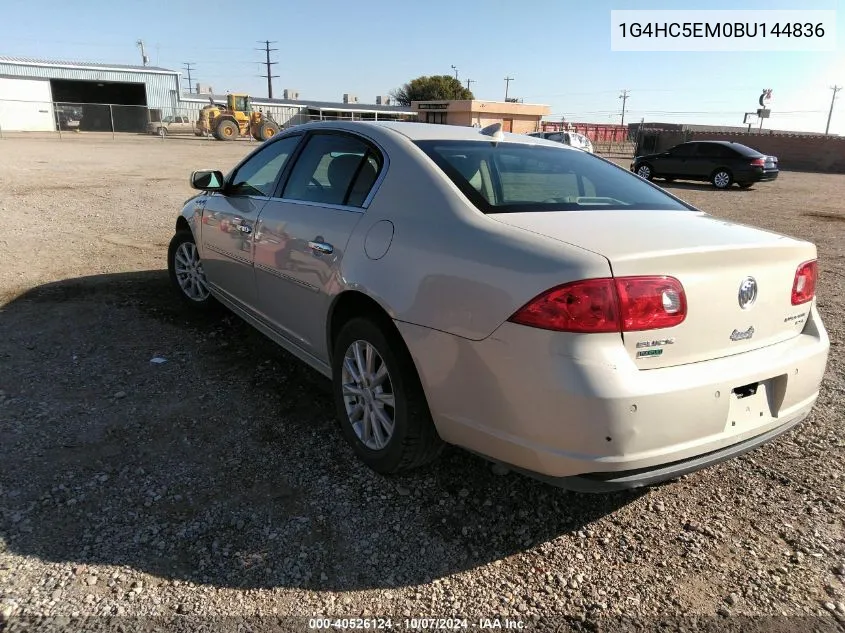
1;136;843;628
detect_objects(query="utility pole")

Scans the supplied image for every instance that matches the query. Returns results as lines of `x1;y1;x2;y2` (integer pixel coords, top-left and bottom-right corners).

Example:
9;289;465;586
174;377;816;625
182;63;195;94
451;65;459;80
465;78;475;91
826;85;842;135
256;40;279;99
619;89;630;126
504;76;514;101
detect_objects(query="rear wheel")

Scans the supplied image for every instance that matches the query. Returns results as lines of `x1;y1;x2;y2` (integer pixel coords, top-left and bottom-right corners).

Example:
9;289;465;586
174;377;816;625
157;126;167;137
712;169;733;189
214;119;239;141
332;317;443;475
635;163;654;180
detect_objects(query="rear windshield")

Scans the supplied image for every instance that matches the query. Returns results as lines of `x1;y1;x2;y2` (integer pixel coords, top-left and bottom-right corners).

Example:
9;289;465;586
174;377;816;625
415;140;692;213
725;143;763;157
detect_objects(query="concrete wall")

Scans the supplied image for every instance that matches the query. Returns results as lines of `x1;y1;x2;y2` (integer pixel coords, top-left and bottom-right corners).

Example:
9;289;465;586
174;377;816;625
644;131;845;173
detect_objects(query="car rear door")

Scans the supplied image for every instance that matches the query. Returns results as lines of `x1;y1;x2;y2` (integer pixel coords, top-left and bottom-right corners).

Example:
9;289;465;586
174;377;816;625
198;134;302;308
252;131;383;360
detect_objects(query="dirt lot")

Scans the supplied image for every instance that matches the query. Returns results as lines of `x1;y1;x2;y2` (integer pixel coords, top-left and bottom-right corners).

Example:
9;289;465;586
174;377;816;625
1;135;844;631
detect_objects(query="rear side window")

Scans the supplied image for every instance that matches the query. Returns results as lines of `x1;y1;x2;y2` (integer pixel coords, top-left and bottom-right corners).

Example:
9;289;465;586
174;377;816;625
416;141;692;213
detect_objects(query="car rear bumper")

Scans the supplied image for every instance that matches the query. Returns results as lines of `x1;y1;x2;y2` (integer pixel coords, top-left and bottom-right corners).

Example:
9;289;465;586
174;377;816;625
397;303;829;490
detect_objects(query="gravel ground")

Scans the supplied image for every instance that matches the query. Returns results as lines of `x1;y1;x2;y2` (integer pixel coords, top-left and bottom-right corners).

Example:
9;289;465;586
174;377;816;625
0;135;843;632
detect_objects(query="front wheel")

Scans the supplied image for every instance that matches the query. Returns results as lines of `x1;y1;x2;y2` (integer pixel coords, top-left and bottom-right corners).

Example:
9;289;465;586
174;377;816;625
712;169;733;189
157;127;167;137
167;230;216;310
635;163;654;180
332;318;442;475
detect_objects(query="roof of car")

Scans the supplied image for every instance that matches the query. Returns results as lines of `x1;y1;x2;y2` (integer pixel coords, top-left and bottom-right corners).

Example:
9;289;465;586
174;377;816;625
283;120;569;147
678;140;761;154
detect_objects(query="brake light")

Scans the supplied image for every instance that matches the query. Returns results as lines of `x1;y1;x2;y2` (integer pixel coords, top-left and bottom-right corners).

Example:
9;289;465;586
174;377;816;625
508;276;686;333
791;260;817;305
750;157;765;166
616;276;687;331
508;279;620;333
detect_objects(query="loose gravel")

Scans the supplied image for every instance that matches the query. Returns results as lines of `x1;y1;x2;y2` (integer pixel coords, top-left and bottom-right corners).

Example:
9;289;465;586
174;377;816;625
0;135;843;631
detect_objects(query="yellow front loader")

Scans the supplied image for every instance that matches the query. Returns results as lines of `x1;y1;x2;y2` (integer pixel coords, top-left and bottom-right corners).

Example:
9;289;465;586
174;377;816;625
196;94;279;141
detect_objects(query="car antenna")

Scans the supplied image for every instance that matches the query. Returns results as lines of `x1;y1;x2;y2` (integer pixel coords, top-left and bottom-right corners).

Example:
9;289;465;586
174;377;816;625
480;122;504;145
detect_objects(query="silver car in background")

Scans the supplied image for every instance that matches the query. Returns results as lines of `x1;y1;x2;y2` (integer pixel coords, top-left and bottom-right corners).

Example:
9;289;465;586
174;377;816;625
167;121;829;491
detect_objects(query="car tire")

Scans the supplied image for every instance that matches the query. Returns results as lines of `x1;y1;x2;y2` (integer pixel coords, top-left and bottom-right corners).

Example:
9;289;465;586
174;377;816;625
711;169;733;189
332;317;443;475
738;182;754;189
157;127;167;137
635;163;654;180
167;230;217;311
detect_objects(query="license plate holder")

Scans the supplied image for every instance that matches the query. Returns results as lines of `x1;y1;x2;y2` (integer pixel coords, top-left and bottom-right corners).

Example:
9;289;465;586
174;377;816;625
726;379;774;432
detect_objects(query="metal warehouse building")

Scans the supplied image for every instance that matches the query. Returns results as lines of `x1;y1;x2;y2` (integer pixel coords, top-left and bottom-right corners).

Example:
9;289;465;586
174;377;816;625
0;56;181;132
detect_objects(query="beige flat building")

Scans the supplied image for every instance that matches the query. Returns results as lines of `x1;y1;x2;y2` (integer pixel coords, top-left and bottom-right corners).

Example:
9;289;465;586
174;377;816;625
411;100;551;134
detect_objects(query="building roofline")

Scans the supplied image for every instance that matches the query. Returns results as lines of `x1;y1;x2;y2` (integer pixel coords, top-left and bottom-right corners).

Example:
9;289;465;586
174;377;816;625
0;56;179;75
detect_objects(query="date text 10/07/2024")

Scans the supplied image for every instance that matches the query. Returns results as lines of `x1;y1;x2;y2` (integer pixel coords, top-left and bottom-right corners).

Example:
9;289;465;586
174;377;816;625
307;618;526;630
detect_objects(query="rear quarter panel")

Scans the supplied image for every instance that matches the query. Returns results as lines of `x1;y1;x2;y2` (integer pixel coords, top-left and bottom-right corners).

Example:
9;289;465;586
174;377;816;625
339;132;613;341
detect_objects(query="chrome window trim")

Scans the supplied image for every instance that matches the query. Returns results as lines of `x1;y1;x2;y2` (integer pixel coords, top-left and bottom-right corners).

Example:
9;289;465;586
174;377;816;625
273;128;391;211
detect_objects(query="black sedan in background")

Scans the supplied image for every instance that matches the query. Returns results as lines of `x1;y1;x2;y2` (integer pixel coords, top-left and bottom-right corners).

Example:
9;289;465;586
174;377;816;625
631;141;779;189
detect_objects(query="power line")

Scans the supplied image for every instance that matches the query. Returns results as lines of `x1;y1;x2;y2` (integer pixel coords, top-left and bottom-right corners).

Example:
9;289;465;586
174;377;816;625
619;89;630;126
256;40;279;99
182;62;195;94
826;85;842;135
504;76;514;101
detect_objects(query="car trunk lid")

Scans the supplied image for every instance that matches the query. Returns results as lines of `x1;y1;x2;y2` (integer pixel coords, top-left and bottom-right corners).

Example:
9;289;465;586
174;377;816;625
491;210;816;369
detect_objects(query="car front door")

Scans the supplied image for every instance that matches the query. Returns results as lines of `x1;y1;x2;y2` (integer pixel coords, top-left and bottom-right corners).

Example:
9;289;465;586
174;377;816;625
252;131;383;360
657;143;697;177
198;134;302;308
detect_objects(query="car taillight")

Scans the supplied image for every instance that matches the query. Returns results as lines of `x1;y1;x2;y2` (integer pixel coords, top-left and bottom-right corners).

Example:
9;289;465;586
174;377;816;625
508;276;686;334
791;260;817;305
750;157;765;166
616;276;687;331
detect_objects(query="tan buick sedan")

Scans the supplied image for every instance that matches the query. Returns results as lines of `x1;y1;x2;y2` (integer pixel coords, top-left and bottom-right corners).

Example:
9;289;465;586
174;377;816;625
167;121;830;492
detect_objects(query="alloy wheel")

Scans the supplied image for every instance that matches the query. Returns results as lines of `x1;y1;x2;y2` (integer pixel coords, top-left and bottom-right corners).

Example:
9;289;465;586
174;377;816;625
173;241;210;302
714;171;731;188
341;340;396;450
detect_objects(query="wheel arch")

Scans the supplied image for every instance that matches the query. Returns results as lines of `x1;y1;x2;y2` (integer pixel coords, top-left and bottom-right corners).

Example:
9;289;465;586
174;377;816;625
326;290;400;363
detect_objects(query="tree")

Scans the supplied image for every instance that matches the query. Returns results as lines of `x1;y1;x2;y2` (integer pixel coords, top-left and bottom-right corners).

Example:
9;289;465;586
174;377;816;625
390;75;474;106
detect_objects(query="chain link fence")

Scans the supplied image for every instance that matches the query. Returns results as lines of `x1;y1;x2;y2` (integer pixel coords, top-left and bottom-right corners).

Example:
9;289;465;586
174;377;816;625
0;99;416;141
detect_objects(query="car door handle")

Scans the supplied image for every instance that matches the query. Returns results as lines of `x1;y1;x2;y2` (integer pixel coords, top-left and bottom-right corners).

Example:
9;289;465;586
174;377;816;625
308;240;333;255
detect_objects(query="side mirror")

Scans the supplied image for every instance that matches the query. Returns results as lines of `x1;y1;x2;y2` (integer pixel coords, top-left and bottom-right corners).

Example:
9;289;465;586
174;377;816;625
190;170;225;192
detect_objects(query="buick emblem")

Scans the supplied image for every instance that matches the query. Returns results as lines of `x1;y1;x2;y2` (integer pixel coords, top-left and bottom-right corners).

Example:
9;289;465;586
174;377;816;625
738;277;758;309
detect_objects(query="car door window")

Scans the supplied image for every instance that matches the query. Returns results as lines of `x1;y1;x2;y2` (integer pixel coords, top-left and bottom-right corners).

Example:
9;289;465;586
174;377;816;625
281;134;383;207
670;144;697;158
695;144;724;159
227;135;301;198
